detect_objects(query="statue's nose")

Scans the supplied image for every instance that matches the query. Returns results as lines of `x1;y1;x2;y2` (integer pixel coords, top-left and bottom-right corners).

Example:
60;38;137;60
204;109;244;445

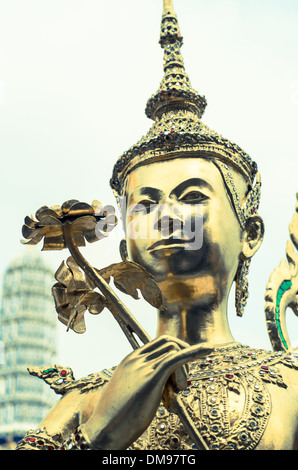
154;203;183;236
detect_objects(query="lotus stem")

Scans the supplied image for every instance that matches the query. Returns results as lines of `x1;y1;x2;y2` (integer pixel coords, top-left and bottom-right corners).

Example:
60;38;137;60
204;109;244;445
62;221;151;349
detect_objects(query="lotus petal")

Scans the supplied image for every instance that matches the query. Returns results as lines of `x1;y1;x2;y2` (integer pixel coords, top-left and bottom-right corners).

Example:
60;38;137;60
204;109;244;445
36;206;60;221
67;202;94;218
38;215;62;227
42;234;65;251
83;229;101;244
72;215;97;231
71;307;87;334
21;232;44;246
76;291;106;314
92;200;104;215
24;215;37;229
54;260;73;286
21;225;46;244
61;199;80;214
50;205;63;217
52;283;68;309
22;224;39;239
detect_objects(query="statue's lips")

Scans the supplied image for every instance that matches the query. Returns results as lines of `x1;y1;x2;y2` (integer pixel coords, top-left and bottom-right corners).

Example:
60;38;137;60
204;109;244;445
148;237;195;252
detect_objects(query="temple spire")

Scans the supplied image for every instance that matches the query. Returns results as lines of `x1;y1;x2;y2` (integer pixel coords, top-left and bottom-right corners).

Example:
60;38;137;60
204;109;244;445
145;0;207;121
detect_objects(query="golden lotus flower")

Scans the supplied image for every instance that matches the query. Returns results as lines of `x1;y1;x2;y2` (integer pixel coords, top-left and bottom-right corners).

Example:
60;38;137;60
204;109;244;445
21;199;117;251
52;257;106;333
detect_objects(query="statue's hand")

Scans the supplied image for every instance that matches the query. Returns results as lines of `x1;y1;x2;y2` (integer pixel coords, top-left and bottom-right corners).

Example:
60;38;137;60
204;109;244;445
82;335;212;450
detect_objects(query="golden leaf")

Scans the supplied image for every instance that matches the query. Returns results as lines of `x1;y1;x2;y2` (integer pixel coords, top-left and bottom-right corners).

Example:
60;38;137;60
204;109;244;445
98;261;166;310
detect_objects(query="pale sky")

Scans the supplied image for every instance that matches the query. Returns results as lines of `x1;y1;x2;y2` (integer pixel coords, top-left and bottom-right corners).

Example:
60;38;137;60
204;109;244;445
0;0;297;378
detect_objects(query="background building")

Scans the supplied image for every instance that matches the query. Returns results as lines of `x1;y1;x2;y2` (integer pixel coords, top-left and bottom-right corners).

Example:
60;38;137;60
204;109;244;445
0;247;58;449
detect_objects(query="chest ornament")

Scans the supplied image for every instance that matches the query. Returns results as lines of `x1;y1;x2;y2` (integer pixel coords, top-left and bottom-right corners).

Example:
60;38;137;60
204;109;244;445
131;344;297;451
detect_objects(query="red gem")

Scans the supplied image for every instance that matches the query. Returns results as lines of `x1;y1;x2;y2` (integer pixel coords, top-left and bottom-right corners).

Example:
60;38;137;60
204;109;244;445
261;366;268;371
230;356;234;359
37;440;44;446
226;374;233;379
29;438;35;442
208;360;213;363
61;370;67;376
47;446;54;450
187;381;192;387
170;130;174;133
75;434;80;441
248;353;252;356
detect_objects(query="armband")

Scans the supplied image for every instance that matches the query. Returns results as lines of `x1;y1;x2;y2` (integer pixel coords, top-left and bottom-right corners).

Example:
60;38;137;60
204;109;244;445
60;426;92;450
16;428;63;450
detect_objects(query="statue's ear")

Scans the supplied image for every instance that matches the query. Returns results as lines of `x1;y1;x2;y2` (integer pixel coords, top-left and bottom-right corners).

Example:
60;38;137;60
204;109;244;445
241;215;265;259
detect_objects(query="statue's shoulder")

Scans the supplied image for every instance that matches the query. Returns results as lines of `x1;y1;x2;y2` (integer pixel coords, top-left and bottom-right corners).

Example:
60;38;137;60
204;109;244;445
27;363;116;395
260;348;298;371
187;344;298;391
250;347;298;390
270;349;298;381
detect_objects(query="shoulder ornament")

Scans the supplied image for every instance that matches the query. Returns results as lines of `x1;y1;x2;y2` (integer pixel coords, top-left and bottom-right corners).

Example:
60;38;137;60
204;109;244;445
27;364;115;395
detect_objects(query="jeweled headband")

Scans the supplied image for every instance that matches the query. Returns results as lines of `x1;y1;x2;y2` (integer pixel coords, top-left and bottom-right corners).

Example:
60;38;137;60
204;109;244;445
110;0;261;229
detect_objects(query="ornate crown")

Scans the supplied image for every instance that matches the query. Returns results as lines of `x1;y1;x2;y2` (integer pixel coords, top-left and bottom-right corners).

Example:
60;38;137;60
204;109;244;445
110;0;259;222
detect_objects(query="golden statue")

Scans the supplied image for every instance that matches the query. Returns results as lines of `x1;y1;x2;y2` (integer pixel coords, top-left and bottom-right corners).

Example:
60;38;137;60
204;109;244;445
16;0;298;451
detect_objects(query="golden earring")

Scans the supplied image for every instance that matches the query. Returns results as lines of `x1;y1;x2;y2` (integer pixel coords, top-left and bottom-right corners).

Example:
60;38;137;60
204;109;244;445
235;258;251;317
119;239;129;262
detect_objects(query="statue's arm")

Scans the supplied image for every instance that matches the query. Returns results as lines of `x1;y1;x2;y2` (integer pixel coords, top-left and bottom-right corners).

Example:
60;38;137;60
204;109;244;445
15;389;83;450
15;337;211;450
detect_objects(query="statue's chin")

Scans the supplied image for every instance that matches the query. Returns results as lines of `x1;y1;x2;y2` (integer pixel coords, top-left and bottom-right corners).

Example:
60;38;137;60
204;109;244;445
136;245;211;282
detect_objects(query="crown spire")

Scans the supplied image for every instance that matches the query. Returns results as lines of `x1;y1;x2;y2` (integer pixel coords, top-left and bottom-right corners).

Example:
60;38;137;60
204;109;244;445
110;1;258;204
160;0;183;48
163;0;174;13
145;0;207;121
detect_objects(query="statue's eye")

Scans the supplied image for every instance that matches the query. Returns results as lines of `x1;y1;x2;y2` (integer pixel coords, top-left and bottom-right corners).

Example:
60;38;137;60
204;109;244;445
130;200;155;215
180;191;207;203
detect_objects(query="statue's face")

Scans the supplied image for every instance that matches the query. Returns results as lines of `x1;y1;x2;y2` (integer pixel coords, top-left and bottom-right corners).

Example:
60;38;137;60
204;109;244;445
124;158;247;303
